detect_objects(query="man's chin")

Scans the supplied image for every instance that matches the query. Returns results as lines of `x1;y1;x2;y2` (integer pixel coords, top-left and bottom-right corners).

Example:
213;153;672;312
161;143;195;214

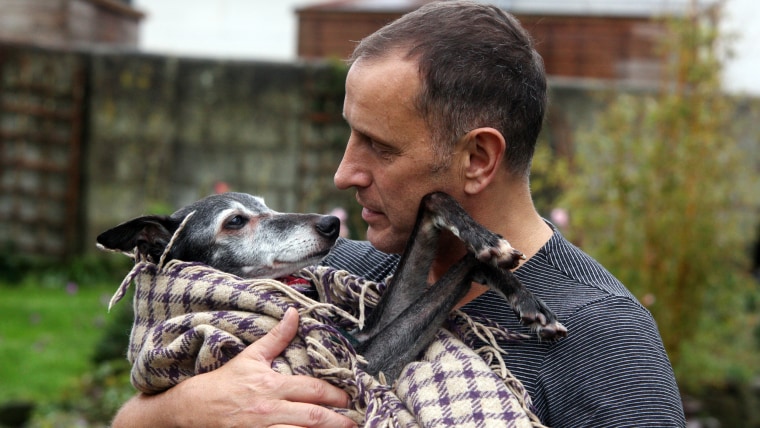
366;227;406;254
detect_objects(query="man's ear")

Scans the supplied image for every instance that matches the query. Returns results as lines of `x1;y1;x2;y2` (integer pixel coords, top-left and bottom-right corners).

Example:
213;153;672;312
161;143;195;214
96;215;181;262
459;127;506;195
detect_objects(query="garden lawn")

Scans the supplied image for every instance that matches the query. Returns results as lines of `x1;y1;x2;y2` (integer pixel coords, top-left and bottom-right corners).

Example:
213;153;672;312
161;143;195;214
0;281;117;403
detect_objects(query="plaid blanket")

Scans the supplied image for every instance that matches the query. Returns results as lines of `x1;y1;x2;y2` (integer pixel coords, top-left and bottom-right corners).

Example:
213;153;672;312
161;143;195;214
109;258;547;428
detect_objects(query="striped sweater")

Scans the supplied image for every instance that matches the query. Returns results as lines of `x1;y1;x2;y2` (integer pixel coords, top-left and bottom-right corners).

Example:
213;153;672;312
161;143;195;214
321;231;686;427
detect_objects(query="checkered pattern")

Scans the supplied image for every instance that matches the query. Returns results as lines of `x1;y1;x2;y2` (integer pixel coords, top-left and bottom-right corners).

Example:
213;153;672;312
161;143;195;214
109;259;546;427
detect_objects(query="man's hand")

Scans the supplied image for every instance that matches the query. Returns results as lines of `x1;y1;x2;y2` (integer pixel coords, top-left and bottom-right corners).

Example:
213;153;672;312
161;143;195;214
111;307;357;428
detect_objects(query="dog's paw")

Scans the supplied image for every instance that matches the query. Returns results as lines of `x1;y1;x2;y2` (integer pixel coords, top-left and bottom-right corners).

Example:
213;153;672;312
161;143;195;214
515;298;568;340
529;317;568;340
475;238;526;270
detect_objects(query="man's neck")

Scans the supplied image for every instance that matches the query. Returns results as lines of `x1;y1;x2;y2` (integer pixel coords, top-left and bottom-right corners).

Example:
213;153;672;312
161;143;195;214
469;180;552;258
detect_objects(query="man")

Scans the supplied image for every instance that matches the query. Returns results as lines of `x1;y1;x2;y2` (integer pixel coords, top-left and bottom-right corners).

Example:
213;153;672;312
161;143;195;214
113;2;686;427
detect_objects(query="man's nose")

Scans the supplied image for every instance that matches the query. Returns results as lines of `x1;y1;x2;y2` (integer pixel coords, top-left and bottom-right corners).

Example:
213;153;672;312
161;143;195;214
334;137;370;190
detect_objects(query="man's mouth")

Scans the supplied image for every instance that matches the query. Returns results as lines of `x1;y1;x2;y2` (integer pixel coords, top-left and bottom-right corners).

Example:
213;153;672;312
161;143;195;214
361;206;385;223
357;196;383;222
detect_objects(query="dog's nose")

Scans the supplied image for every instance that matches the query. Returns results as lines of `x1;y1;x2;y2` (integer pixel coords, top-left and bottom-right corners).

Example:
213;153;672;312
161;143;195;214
316;216;340;239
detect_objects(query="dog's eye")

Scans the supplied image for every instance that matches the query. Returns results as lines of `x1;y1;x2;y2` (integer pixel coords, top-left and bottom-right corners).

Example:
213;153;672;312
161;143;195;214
224;215;248;230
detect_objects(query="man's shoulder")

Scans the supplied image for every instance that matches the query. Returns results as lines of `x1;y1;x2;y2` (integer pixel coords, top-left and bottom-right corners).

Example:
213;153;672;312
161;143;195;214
320;238;400;283
468;231;647;331
519;231;642;314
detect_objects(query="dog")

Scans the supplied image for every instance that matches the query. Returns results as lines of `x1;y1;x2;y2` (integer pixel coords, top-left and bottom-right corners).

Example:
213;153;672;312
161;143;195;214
97;191;566;382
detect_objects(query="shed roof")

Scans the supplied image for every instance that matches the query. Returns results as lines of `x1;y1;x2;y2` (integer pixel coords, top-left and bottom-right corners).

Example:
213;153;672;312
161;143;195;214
297;0;718;17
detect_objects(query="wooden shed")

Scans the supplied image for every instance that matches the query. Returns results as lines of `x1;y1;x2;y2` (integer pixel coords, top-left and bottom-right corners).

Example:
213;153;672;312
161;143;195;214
296;0;715;85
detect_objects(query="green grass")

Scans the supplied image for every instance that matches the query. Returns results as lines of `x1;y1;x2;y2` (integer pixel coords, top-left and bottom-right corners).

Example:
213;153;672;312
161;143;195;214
0;280;120;404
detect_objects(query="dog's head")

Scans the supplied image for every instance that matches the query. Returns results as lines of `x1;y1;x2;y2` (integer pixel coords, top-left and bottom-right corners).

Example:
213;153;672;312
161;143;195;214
97;192;340;278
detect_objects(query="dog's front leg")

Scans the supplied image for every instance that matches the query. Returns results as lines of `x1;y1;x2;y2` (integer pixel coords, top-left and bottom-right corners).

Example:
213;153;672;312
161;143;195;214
423;192;567;339
353;195;445;343
473;264;567;339
417;192;566;339
422;192;525;269
358;255;479;382
356;192;501;341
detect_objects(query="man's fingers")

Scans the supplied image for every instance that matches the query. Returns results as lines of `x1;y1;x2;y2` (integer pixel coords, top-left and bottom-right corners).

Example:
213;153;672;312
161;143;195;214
233;306;353;420
237;307;353;408
244;307;300;363
275;373;352;409
262;400;357;428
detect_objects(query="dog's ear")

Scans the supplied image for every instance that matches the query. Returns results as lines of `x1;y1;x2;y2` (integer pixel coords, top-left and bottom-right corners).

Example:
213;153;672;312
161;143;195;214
96;215;182;262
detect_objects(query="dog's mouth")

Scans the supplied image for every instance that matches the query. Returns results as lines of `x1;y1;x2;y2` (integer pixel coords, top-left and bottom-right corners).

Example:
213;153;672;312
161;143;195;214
240;247;332;279
273;247;332;268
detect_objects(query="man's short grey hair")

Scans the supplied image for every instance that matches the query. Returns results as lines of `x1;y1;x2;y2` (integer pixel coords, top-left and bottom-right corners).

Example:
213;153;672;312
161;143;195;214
350;1;547;177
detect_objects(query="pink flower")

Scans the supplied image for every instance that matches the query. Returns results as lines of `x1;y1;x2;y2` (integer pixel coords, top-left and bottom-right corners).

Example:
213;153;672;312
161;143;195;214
550;208;569;228
214;181;230;194
66;282;78;295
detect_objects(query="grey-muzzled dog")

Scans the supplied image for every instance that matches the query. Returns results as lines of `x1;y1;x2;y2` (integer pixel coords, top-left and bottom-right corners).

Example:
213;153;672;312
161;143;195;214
97;191;566;382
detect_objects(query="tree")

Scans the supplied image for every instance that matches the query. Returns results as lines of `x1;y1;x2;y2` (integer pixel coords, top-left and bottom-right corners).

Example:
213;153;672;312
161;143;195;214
556;1;759;390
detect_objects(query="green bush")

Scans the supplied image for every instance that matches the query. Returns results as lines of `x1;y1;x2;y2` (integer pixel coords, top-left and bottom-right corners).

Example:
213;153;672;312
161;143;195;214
555;8;760;391
29;359;134;427
0;249;131;288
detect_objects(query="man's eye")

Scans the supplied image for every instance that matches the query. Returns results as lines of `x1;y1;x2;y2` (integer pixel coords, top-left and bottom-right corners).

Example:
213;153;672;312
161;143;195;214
370;141;395;158
224;215;247;229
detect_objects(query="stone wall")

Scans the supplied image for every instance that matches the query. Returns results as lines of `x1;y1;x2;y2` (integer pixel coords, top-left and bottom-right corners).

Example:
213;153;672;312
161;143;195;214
84;53;353;250
0;44;352;257
1;43;757;259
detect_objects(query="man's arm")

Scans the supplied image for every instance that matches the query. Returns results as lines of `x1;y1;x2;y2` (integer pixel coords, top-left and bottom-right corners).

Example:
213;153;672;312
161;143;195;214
111;308;357;428
539;296;686;427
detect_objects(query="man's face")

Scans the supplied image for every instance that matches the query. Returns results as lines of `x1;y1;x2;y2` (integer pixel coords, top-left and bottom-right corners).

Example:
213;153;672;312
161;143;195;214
335;54;460;254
